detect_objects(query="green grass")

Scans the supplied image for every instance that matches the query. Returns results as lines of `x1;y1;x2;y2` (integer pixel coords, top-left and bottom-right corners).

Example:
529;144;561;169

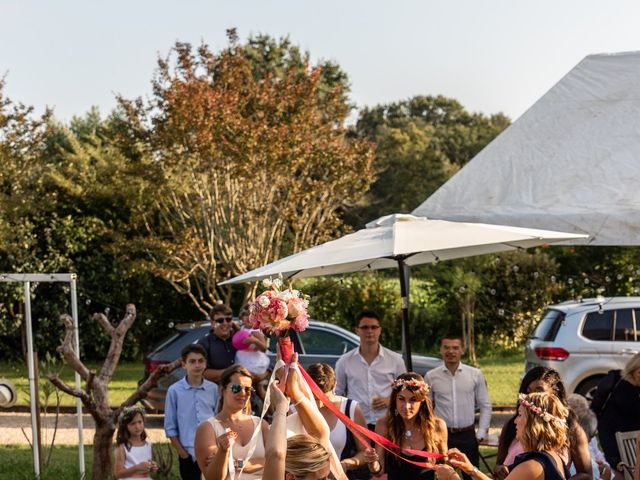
0;444;181;480
476;352;524;406
0;361;145;407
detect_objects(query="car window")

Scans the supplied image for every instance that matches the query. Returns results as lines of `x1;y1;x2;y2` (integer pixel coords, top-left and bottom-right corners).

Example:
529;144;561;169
531;309;564;341
297;328;357;355
615;309;637;341
582;310;614;341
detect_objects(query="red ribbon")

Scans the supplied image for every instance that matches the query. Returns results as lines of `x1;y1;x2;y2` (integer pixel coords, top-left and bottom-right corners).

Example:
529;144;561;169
298;366;444;470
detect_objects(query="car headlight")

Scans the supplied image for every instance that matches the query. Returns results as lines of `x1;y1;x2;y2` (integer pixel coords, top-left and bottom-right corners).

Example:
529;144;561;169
0;379;17;408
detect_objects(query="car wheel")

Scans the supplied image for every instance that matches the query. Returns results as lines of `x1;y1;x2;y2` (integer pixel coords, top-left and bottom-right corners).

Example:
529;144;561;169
575;376;604;402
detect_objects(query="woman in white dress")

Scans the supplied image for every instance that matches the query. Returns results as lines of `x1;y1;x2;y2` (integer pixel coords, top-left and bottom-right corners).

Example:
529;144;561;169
195;365;268;480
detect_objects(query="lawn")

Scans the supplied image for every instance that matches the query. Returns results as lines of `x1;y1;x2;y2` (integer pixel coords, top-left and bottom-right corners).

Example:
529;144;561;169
477;352;524;407
0;361;145;407
0;444;180;480
0;353;525;408
0;355;516;478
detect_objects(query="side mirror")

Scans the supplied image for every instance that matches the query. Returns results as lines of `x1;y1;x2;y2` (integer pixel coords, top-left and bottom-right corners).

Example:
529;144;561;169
0;378;17;408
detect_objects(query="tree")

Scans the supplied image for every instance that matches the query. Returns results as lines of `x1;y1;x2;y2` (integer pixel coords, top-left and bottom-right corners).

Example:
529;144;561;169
117;32;375;312
48;304;180;479
347;95;510;227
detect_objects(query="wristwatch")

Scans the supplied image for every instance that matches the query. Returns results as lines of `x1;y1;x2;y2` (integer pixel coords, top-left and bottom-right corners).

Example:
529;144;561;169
234;458;244;469
469;467;479;477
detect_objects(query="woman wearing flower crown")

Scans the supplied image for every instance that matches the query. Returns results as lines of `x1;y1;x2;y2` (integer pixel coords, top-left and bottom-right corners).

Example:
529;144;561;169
374;372;447;479
435;392;571;480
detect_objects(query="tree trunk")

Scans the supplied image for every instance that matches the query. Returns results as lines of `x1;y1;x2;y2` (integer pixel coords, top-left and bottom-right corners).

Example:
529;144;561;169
92;419;116;479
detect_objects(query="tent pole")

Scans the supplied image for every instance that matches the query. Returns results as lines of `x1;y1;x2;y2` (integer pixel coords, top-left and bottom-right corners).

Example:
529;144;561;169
24;281;41;478
397;259;413;372
70;277;85;477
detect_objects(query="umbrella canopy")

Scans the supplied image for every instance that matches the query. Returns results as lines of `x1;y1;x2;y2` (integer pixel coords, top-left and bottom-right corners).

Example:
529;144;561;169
221;214;587;369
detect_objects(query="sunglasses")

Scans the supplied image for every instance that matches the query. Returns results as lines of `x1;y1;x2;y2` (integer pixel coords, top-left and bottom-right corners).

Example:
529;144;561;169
358;325;380;331
214;316;233;324
229;384;254;395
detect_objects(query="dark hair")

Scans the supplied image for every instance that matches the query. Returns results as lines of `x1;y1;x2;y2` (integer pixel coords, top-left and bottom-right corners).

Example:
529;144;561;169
116;406;147;450
238;304;251;319
218;364;253;412
386;372;440;454
307;363;336;393
355;310;381;328
440;332;464;345
497;367;570;464
209;304;233;318
181;343;207;361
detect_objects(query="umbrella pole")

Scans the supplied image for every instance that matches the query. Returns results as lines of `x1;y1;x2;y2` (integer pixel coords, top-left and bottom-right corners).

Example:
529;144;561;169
397;258;413;372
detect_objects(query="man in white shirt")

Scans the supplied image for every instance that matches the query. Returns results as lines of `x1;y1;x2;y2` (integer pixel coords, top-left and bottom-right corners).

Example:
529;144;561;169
426;334;491;480
335;310;406;430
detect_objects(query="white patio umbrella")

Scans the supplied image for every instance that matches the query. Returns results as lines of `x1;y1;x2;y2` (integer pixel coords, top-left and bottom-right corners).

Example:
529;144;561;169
221;214;587;370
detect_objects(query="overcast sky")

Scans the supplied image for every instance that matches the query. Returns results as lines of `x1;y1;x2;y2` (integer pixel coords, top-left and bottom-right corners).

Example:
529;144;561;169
2;0;640;123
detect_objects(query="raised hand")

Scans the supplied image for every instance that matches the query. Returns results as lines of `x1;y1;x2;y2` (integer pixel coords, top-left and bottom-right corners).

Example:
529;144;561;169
217;430;238;452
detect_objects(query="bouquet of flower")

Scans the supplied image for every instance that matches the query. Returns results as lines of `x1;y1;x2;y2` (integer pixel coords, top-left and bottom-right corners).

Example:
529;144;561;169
248;276;309;363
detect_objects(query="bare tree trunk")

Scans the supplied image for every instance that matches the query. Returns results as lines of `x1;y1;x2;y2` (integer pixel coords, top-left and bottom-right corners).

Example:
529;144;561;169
49;304;180;480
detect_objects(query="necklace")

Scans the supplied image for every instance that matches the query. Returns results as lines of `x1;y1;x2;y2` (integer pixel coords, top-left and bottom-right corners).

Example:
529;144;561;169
405;430;413;438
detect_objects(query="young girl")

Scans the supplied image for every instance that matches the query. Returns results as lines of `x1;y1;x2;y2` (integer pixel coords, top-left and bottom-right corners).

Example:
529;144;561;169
115;406;158;479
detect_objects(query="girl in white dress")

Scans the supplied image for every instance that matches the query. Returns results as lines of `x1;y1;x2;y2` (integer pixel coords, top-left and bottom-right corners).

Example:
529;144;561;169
114;406;158;480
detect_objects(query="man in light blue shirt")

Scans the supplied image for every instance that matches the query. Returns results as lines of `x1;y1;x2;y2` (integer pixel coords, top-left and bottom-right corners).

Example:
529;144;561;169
164;343;218;480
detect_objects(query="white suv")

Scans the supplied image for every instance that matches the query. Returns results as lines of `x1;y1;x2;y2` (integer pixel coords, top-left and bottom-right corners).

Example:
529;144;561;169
524;296;640;398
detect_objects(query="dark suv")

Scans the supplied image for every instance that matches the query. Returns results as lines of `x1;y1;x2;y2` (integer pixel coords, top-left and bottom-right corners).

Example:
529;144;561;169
139;320;441;410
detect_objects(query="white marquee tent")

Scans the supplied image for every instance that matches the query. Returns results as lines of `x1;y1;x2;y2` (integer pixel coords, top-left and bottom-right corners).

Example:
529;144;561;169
413;51;640;245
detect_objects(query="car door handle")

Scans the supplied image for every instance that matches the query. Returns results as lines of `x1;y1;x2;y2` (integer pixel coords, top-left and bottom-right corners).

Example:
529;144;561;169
622;348;639;354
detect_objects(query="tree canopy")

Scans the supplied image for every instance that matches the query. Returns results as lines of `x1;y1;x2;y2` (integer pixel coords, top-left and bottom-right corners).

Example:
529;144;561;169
116;33;375;310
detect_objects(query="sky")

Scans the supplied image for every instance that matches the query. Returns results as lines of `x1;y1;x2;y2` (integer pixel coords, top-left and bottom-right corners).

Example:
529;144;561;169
2;0;640;124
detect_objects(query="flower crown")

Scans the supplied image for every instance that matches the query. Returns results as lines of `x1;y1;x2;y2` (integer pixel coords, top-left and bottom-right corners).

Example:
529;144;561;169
391;377;431;395
518;393;567;425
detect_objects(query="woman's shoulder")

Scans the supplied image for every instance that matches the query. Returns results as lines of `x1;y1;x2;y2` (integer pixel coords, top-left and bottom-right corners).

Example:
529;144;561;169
434;416;447;431
375;416;389;434
510;455;545;478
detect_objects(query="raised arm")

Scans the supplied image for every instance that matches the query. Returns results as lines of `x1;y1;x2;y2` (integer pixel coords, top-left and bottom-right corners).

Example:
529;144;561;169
263;380;290;480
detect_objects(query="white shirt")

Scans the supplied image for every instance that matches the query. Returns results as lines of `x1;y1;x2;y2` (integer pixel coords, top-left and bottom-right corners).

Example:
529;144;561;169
335;345;406;424
426;363;491;439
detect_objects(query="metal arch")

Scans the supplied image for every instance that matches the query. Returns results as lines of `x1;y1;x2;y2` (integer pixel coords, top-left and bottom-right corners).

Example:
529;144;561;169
0;273;84;478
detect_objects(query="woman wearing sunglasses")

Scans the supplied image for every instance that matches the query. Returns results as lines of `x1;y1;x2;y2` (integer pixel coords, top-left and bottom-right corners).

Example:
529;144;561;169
195;364;268;479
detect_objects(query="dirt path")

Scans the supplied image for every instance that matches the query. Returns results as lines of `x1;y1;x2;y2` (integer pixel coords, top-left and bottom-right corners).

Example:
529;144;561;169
1;411;513;446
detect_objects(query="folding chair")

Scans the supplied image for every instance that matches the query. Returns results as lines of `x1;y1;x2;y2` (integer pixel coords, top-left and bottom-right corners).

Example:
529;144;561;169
615;430;639;480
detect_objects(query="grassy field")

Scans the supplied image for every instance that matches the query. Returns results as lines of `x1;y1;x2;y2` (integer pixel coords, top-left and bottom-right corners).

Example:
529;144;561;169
0;361;144;407
0;444;498;479
0;355;514;478
0;353;525;408
0;444;181;480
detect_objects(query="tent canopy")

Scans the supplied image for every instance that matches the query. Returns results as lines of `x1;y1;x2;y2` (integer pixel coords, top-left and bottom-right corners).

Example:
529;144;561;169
413;51;640;246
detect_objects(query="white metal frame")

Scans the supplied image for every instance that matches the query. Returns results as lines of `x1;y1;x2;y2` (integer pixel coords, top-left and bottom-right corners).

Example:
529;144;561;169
0;273;84;478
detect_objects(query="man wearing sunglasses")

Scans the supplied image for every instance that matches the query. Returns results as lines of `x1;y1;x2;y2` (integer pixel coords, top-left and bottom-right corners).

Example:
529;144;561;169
335;310;406;431
197;304;239;383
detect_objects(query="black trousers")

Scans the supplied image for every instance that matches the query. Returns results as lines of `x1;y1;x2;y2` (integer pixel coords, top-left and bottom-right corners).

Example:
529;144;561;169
448;430;479;480
178;455;202;480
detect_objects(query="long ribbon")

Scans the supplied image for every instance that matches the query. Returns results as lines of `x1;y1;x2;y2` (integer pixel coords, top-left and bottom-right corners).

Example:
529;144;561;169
298;366;444;470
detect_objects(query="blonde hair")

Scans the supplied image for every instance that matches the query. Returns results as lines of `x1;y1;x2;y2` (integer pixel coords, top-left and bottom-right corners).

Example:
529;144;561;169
519;392;569;452
623;352;640;383
285;434;330;477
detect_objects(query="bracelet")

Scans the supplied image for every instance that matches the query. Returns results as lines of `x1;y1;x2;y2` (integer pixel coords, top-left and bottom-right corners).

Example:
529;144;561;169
369;461;382;474
468;467;479;477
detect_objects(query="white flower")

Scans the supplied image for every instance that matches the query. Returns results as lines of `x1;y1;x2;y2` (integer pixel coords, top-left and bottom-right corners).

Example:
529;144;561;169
278;290;293;301
258;295;271;307
273;278;283;288
262;279;273;288
291;289;299;298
